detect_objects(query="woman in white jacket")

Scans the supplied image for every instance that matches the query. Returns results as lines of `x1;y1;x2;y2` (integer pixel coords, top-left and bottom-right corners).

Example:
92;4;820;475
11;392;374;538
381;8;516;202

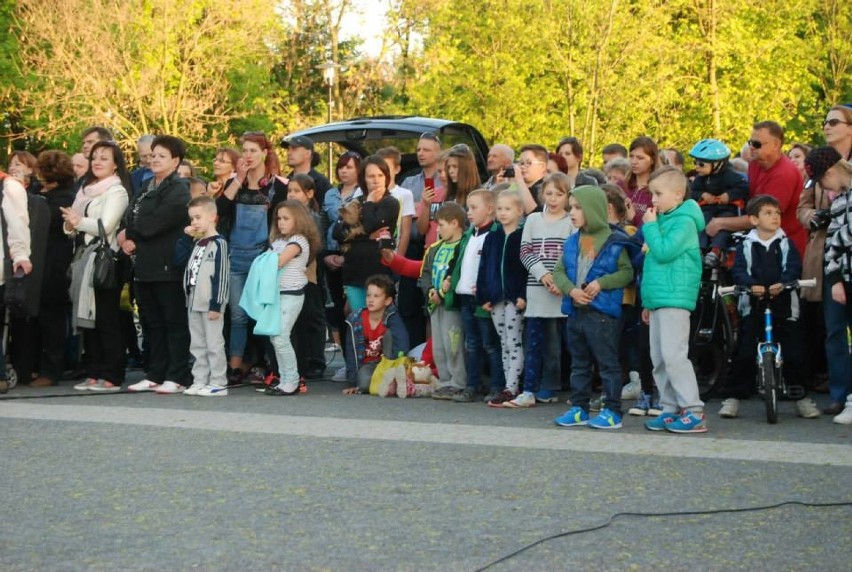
0;174;31;393
61;141;130;392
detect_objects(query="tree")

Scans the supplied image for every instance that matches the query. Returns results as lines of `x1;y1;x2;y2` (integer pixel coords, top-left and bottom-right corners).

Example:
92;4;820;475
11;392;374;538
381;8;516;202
11;0;278;152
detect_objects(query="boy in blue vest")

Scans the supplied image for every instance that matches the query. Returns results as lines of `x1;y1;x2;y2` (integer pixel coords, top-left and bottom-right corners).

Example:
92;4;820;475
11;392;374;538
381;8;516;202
552;186;635;429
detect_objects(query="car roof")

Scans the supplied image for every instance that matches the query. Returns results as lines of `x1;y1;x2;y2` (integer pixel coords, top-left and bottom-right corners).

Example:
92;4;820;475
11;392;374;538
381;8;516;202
282;116;466;144
282;115;491;181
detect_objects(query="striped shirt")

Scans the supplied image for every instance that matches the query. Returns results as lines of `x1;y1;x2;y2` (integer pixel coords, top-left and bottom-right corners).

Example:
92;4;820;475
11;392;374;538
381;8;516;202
271;234;309;292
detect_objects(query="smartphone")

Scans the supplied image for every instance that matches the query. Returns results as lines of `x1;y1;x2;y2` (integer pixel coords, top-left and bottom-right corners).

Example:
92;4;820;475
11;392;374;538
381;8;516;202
378;237;396;251
503;166;515;178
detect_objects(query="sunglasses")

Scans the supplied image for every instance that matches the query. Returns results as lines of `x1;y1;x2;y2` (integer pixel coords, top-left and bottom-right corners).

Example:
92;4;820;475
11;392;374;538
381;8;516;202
420;132;441;144
449;143;471;153
694;160;712;168
823;119;851;128
747;139;765;150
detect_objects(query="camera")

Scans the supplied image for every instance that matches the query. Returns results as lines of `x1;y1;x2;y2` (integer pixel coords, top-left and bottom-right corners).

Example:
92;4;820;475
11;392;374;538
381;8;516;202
378;237;396;251
503;166;515;179
809;208;831;232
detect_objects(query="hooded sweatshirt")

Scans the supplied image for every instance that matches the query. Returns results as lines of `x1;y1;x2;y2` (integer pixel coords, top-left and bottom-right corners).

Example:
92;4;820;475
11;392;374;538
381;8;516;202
552;186;634;318
641;198;705;311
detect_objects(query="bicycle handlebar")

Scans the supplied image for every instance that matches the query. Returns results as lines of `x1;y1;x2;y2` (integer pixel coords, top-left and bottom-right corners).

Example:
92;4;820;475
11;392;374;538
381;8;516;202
717;278;817;297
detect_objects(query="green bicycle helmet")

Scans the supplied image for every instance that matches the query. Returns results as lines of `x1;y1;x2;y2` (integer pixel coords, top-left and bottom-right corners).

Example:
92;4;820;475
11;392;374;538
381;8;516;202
689;139;731;162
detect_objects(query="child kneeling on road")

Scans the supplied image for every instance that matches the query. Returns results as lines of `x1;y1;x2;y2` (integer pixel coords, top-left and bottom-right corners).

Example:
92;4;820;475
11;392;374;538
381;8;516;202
552;186;635;429
640;167;708;433
342;274;410;395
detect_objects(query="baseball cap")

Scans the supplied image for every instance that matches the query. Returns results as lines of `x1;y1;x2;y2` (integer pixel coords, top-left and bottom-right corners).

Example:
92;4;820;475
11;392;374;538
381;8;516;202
804;146;842;189
281;135;315;151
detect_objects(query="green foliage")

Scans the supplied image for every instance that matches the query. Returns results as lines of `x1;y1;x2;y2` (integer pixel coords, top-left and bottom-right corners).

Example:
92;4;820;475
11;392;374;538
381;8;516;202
404;0;849;164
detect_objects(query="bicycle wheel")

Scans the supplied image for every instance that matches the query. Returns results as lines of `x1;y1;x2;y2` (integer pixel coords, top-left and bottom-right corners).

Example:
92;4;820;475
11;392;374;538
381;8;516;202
760;351;778;424
690;295;734;400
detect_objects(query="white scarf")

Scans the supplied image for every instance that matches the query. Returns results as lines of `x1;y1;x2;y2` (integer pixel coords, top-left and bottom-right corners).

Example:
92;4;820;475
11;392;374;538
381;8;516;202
72;175;121;216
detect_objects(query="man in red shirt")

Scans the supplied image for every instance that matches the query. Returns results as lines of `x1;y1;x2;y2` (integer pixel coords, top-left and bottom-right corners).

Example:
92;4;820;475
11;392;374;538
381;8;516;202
705;121;806;256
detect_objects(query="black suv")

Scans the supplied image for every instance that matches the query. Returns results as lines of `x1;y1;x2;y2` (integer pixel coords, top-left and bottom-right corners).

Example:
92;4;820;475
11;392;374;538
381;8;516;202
282;116;491;182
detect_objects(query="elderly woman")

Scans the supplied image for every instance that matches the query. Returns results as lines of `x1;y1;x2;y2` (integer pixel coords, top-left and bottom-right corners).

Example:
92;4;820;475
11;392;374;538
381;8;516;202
18;151;75;388
62;142;130;391
120;135;192;394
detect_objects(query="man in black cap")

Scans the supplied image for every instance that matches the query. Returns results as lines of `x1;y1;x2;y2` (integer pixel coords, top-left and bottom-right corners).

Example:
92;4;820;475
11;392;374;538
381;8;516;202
284;135;331;206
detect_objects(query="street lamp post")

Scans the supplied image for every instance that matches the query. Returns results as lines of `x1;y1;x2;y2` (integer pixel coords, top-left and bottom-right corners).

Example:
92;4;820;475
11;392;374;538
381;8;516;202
318;61;338;180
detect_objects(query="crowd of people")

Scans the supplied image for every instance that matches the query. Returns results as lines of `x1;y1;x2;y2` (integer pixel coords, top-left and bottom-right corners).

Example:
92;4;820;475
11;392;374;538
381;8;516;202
0;104;850;433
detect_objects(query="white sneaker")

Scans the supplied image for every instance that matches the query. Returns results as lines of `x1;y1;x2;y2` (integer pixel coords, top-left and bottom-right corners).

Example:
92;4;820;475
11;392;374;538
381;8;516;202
332;366;347;382
127;379;160;392
183;383;206;396
718;398;740;418
833;401;852;425
89;379;121;392
795;398;820;419
154;381;184;394
621;372;641;400
503;391;536;409
197;385;228;397
74;378;99;391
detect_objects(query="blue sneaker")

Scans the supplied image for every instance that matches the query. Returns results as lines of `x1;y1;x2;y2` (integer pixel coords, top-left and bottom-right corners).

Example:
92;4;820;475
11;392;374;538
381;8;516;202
588;408;623;430
628;392;651;416
644;412;679;431
666;411;708;433
555;406;589;427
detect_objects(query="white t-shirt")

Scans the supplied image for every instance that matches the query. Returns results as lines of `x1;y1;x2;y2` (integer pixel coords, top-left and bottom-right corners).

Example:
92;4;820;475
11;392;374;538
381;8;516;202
390;184;416;218
271;234;309;292
456;228;490;295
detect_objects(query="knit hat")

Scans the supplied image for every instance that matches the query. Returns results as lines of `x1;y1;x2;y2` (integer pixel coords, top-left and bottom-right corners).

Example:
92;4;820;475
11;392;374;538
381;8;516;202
804;146;842;189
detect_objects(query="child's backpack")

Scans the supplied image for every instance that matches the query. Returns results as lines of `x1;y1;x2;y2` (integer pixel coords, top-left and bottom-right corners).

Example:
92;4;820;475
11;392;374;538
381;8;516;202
0;177;51;317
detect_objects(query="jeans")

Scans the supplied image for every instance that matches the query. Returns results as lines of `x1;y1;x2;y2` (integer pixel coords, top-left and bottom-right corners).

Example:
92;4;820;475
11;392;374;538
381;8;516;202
270;294;304;386
823;281;852;403
228;246;263;358
458;295;504;392
523;317;564;393
565;310;623;414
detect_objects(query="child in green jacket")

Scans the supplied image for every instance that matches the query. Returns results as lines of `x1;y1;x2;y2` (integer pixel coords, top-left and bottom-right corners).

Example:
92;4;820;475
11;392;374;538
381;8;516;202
641;167;707;434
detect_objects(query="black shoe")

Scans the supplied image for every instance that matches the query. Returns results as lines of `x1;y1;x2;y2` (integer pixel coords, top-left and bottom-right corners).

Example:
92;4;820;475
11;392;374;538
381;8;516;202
452;388;479;402
227;368;245;386
302;368;326;380
264;384;298;396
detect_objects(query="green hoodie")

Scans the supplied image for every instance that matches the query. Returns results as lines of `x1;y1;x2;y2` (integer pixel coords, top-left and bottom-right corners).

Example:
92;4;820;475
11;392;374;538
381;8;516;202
553;185;631;293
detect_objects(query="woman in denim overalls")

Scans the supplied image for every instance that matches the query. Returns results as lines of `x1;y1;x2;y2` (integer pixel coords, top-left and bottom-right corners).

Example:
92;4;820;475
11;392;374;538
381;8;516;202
216;133;287;383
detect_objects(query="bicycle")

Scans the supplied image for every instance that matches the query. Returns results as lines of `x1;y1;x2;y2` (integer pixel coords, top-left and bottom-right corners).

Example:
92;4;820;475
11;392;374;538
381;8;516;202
717;278;816;423
689;253;737;400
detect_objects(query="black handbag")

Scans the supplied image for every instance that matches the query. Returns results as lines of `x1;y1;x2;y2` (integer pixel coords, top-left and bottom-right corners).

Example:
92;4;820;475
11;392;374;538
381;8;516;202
92;219;117;290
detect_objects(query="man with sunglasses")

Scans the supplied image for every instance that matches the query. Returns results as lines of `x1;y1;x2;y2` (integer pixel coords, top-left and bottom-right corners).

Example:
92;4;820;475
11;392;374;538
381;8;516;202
705;121;806;256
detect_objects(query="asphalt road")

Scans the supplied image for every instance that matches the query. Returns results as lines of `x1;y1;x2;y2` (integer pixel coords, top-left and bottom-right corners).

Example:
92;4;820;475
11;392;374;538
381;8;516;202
1;357;850;571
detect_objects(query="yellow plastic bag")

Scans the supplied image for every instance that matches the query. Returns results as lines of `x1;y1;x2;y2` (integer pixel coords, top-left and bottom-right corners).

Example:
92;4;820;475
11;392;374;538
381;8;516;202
369;353;411;396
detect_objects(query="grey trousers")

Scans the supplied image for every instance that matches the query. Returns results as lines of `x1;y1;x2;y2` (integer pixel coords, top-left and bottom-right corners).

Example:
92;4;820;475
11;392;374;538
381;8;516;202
188;309;228;388
430;306;466;390
649;307;703;413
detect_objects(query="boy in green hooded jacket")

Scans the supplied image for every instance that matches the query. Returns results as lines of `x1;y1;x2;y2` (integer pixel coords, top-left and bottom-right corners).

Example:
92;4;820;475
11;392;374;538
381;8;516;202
552;186;634;430
640;167;708;434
